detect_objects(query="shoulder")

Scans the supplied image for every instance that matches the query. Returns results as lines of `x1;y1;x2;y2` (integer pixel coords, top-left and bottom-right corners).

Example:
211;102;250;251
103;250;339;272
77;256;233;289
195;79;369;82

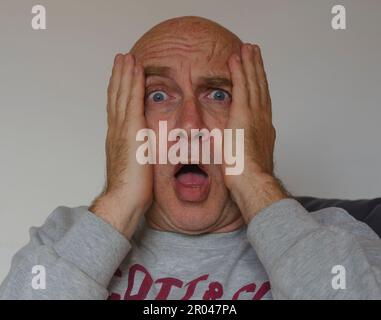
309;206;380;240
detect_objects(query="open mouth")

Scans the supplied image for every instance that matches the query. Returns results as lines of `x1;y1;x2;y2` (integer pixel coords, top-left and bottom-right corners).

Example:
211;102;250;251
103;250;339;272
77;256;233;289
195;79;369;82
175;164;208;183
173;164;211;202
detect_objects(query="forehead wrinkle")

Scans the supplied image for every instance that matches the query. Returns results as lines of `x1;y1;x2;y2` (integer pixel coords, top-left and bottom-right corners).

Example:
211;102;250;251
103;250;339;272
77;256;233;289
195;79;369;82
134;34;204;52
138;37;194;51
141;47;204;61
139;47;233;75
134;33;232;60
137;40;216;61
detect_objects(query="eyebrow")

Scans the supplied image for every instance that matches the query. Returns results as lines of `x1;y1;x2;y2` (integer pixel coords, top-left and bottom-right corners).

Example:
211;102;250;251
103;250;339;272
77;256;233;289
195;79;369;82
199;76;232;88
144;65;232;87
144;66;171;78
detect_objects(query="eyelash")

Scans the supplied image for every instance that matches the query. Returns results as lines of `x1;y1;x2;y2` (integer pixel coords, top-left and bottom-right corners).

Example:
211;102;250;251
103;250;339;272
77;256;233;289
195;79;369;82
145;87;231;99
208;88;231;99
145;87;166;99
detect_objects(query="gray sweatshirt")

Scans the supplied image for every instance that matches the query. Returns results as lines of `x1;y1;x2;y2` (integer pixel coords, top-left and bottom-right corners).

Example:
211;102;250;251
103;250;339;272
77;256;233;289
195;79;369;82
0;199;380;300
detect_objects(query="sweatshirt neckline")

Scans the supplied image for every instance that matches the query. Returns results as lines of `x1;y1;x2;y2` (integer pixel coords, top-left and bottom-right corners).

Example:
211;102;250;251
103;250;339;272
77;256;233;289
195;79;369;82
136;224;248;249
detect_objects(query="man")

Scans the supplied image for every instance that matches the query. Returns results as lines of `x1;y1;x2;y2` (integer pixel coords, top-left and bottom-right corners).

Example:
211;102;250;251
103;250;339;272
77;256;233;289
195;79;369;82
1;16;380;300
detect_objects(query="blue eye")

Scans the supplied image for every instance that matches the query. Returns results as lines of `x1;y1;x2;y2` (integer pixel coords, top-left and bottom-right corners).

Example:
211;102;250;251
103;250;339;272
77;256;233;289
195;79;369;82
147;90;168;103
208;89;230;101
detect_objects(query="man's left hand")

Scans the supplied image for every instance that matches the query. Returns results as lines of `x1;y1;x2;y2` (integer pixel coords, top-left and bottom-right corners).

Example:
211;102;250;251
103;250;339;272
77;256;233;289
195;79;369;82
223;43;287;223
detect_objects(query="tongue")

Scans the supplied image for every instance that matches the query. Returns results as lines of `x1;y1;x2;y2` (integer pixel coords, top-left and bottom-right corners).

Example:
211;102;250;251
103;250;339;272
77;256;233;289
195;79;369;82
177;172;207;186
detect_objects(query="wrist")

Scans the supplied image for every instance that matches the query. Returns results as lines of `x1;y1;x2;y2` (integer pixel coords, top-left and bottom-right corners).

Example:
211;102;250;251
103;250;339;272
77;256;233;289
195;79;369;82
89;192;145;240
229;172;288;224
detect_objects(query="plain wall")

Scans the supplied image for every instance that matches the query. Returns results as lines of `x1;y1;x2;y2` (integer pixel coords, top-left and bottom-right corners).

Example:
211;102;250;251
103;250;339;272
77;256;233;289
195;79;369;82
1;0;380;282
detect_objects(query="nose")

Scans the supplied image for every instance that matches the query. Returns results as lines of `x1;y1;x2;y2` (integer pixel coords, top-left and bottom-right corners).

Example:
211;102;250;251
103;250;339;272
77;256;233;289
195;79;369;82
174;96;210;162
176;96;206;134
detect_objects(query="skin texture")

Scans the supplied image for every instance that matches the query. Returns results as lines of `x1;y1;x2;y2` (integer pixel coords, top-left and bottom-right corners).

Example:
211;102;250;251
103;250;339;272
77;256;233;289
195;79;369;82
89;16;287;239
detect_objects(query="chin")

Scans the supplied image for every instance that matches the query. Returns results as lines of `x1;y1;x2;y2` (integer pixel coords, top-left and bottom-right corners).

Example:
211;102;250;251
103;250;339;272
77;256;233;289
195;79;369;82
163;200;226;234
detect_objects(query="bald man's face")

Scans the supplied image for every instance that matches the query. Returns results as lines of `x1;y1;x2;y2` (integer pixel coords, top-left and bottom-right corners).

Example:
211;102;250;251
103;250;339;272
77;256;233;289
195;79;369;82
133;28;243;233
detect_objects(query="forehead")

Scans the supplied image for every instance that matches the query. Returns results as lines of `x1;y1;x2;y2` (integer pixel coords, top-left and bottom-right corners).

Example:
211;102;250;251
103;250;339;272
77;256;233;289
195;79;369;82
132;32;240;79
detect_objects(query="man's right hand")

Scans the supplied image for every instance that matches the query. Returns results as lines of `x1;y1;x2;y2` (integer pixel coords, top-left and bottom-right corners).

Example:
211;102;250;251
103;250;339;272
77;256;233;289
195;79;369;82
89;53;153;240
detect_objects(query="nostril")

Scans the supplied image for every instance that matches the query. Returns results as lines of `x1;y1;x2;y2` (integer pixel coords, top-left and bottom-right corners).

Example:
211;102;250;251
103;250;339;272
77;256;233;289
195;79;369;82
191;129;210;142
200;130;210;142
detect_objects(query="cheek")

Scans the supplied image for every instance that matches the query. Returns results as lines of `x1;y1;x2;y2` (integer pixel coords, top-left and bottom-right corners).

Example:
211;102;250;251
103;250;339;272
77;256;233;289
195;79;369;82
145;108;178;130
153;164;173;180
202;111;228;130
152;165;177;201
145;94;182;124
145;110;158;129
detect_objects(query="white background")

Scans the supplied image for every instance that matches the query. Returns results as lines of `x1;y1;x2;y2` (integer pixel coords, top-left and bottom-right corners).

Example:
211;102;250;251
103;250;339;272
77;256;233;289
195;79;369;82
0;0;380;282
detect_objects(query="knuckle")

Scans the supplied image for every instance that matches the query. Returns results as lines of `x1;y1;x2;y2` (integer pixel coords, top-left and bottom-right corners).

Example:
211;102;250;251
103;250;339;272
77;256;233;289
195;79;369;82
107;85;117;97
242;80;250;93
246;78;256;91
259;78;268;87
126;95;134;106
128;93;138;104
116;94;126;107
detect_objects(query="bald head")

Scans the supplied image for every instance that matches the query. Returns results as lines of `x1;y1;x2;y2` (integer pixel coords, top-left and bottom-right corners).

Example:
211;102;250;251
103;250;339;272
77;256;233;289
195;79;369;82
131;16;242;55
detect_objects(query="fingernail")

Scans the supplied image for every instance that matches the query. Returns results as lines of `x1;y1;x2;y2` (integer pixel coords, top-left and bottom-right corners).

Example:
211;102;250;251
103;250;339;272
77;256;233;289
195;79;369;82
245;44;252;53
235;54;241;62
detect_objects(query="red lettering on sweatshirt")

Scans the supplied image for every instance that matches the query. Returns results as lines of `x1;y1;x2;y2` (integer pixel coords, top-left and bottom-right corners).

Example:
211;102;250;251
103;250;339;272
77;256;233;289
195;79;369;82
108;263;271;300
155;278;183;300
123;264;153;300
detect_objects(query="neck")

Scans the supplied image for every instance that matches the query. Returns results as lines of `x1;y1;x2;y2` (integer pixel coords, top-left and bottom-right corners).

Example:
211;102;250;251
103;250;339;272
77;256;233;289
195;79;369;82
146;215;245;235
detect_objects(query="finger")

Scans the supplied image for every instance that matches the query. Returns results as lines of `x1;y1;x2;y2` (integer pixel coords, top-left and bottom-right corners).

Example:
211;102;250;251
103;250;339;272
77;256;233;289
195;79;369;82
228;53;250;115
253;45;271;115
107;54;123;125
126;62;145;120
241;43;260;108
116;53;135;125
